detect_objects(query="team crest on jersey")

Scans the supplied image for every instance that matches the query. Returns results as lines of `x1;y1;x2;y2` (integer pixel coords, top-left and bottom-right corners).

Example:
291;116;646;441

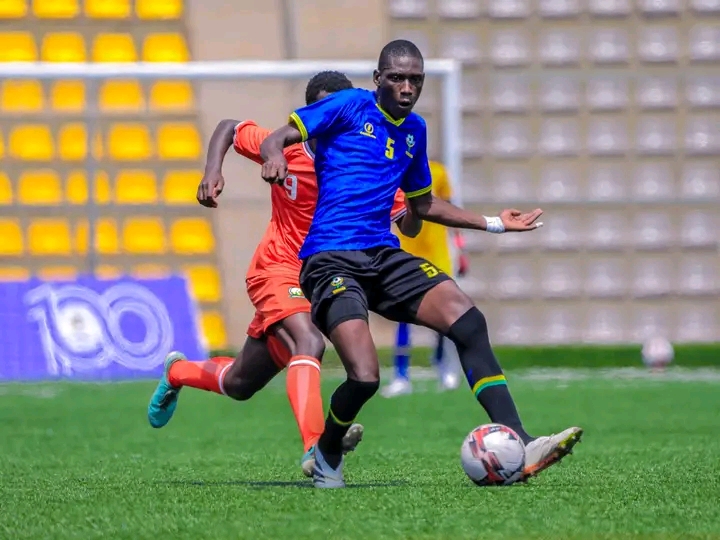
360;122;375;139
406;134;415;148
288;287;305;298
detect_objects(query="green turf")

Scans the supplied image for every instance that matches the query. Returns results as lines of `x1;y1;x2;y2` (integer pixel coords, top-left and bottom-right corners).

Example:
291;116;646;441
2;371;719;539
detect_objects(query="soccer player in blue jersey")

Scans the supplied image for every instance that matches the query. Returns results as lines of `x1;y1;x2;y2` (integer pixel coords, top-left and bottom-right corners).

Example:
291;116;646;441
259;40;583;488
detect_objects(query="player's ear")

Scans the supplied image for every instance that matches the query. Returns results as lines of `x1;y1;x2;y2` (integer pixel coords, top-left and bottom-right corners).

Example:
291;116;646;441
372;69;381;88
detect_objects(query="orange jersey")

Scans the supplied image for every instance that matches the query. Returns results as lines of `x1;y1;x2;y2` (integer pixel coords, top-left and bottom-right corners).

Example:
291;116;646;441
233;121;407;280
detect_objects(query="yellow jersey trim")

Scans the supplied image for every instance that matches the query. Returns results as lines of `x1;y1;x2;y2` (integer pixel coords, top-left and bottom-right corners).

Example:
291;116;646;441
375;103;405;126
405;185;432;199
289;112;309;142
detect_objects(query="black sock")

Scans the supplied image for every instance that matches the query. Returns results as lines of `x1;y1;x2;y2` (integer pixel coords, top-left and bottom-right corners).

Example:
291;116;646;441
447;307;535;444
318;378;379;466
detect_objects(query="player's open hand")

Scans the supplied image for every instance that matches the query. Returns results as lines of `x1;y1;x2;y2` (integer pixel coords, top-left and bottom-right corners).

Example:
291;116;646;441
197;170;225;208
499;208;544;232
261;155;289;185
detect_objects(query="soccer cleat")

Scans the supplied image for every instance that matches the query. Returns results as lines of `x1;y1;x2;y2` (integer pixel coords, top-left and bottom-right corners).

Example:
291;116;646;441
312;445;345;488
147;351;185;428
380;377;412;398
301;423;364;478
522;426;583;480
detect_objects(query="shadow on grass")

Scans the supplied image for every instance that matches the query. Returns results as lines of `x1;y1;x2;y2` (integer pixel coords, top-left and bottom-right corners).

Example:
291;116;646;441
162;479;409;489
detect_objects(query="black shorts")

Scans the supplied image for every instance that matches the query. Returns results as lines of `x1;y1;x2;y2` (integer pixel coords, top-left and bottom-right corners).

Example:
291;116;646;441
299;246;452;336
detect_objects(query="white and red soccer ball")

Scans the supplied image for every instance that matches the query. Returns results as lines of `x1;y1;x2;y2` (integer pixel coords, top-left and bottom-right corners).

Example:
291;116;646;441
641;336;674;371
461;423;525;486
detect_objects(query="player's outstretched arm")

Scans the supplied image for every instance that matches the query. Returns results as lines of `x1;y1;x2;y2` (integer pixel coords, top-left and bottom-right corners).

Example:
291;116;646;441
197;118;238;208
259;124;303;185
408;193;544;233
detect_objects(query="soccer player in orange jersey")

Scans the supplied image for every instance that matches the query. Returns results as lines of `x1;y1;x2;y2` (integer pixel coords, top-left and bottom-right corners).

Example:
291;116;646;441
147;72;420;476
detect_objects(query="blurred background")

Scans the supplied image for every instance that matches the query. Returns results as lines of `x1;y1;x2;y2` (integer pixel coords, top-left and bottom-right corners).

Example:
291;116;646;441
0;0;718;380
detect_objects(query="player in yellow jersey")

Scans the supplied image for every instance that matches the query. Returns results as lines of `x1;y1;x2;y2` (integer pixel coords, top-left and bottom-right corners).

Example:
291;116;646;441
381;161;469;398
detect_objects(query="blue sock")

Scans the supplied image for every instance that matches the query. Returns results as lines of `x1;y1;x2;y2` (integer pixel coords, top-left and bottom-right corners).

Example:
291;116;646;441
394;322;411;380
432;332;444;369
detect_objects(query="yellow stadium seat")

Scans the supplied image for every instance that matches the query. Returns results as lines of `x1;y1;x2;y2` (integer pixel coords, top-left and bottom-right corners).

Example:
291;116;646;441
0;267;30;281
0;220;23;255
28;219;72;256
33;0;79;18
0;32;37;62
142;33;189;62
99;79;144;113
1;80;44;113
0;172;12;204
9;124;53;161
37;266;77;281
158;123;201;160
85;0;130;18
115;170;158;204
95;264;122;279
108;123;152;160
65;170;110;204
76;218;119;254
171;218;214;255
136;0;182;19
183;264;221;303
18;170;63;205
0;0;27;18
51;80;85;112
42;32;86;62
162;170;200;204
92;33;137;62
150;80;194;112
131;264;170;278
58;123;103;161
123;217;166;254
200;311;227;349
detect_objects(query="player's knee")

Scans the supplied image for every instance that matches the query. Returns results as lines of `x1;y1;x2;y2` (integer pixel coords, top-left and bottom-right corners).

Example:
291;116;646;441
292;329;326;360
447;306;489;350
222;374;258;401
346;377;380;400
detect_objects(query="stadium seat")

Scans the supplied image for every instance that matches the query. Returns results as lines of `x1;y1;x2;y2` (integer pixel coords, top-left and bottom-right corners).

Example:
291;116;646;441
41;32;86;62
122;217;166;254
108;123;152;160
37;266;77;281
490;30;530;67
75;218;119;254
0;220;23;255
99;80;144;113
51;80;85;112
136;0;183;19
142;33;189;62
162;170;201;204
0;266;30;281
33;0;80;18
158;123;201;160
183;264;221;303
95;264;123;279
1;80;44;113
200;310;227;349
65;170;110;204
0;130;4;159
28;219;72;256
0;32;37;61
92;33;137;62
170;218;215;254
59;123;104;161
9;124;54;161
150;80;194;112
0;0;27;18
115;170;158;204
540;76;580;112
0;172;12;204
131;263;170;277
18;170;63;205
85;0;130;18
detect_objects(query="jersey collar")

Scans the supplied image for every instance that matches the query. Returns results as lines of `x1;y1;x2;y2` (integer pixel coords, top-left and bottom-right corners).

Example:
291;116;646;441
302;140;315;160
373;92;405;127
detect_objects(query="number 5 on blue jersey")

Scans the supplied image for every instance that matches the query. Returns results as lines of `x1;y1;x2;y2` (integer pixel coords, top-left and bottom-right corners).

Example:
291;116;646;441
385;138;395;159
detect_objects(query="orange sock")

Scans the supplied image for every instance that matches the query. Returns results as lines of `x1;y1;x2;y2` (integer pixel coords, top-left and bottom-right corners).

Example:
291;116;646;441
168;357;234;395
286;355;325;452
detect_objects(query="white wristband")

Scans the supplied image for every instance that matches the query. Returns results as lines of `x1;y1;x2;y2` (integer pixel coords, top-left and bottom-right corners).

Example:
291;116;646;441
484;216;505;234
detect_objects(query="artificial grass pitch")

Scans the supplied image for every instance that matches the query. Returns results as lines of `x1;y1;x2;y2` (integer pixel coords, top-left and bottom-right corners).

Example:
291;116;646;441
1;370;719;539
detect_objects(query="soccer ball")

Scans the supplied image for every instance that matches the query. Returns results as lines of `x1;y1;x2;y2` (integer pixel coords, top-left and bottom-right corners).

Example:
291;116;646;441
641;336;674;370
461;424;525;486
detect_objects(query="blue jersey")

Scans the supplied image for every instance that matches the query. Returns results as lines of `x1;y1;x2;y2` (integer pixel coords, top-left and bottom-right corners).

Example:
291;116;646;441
290;88;432;259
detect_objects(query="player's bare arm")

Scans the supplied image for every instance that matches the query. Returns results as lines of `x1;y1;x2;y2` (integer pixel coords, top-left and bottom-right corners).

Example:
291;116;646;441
408;192;544;233
395;197;423;238
197;118;238;208
260;123;303;184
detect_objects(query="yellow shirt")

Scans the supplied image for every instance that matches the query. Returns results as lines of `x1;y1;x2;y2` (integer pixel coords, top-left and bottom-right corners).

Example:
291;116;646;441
399;161;453;275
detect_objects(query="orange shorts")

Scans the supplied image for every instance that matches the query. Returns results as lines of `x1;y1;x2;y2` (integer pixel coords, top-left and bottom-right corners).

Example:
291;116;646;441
246;273;311;340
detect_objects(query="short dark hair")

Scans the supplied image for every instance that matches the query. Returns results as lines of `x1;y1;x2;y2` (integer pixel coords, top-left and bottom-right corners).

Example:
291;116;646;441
378;39;424;71
305;71;353;105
